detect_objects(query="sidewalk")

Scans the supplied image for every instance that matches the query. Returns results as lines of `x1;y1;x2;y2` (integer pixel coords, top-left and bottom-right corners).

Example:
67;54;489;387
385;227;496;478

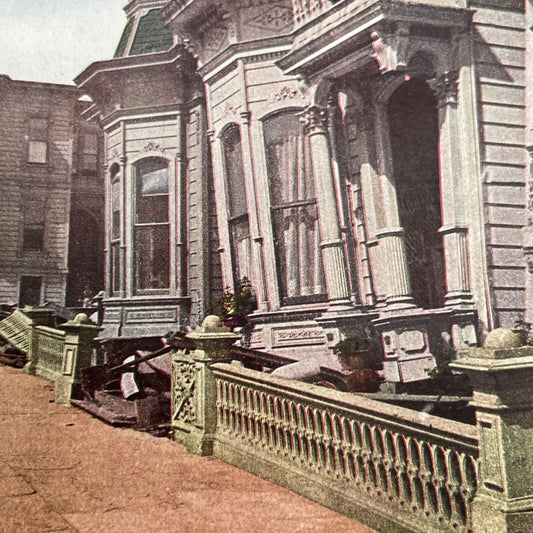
0;365;377;533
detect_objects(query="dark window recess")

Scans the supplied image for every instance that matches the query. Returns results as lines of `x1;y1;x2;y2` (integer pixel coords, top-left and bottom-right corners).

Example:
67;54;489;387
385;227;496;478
388;78;445;309
19;276;42;307
23;227;44;251
79;132;98;174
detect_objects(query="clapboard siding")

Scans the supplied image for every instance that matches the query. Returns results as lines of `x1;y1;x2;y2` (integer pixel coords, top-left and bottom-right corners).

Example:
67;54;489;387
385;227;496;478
0;78;82;305
474;6;527;327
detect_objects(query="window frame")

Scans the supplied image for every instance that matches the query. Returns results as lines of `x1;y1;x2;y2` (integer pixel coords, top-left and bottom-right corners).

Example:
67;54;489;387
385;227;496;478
263;111;327;306
27;117;48;164
133;157;171;294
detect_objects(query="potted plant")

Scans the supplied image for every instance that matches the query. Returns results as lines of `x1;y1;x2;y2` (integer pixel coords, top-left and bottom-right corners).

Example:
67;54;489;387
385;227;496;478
333;337;380;392
212;277;256;329
333;337;378;370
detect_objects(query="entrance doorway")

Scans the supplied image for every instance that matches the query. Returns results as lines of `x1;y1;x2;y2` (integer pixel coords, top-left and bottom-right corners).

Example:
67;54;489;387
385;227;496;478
387;78;446;309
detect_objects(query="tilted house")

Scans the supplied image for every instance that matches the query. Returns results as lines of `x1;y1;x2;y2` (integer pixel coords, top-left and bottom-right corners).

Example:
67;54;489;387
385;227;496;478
79;0;532;385
0;75;104;309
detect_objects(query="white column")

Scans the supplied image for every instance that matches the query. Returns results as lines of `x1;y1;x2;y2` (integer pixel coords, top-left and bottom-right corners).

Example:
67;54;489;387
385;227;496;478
304;105;351;308
373;105;415;310
174;112;186;297
430;71;473;307
119;122;127;299
240;111;268;312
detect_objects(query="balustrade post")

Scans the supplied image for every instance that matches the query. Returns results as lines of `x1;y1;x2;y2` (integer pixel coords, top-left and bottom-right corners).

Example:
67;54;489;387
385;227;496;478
451;330;533;532
22;306;55;376
171;315;240;456
55;313;102;406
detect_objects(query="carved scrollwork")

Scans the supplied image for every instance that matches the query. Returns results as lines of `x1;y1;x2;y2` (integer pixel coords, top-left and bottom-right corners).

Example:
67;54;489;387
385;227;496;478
272;86;299;102
143;141;161;153
172;359;197;424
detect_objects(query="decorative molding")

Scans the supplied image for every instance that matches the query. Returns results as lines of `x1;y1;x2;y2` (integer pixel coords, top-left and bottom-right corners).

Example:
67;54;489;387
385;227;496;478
370;24;410;74
302;105;328;135
172;359;197;425
143;141;162;152
245;5;293;31
272;85;299;102
429;71;459;106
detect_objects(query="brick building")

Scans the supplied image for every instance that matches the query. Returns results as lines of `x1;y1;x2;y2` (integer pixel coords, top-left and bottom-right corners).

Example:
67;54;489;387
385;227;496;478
0;75;104;309
77;0;533;384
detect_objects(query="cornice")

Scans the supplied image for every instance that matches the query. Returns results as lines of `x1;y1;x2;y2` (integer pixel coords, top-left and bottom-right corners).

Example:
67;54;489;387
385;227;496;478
75;44;191;88
198;35;293;83
101;104;185;130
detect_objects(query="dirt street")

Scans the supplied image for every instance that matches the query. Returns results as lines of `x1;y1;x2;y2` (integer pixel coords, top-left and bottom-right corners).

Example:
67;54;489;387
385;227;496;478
0;365;376;533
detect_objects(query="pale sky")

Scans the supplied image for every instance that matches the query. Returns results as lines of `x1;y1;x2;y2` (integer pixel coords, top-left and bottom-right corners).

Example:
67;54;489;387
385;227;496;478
0;1;127;85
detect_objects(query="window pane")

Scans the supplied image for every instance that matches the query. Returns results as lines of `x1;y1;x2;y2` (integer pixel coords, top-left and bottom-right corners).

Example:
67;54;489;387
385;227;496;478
136;159;169;223
23;227;44;251
223;125;247;218
28;140;47;163
111;178;121;240
229;217;251;282
19;276;42;307
265;113;325;302
137;194;168;224
139;163;168;195
135;225;170;290
111;242;120;296
29;118;47;140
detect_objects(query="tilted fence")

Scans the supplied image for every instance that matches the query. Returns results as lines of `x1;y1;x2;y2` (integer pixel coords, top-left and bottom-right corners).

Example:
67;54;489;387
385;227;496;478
0;307;101;405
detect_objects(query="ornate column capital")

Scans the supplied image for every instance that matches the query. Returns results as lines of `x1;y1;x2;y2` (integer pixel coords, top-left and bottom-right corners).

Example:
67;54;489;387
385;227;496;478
429;71;459;106
302;105;328;136
119;155;127;165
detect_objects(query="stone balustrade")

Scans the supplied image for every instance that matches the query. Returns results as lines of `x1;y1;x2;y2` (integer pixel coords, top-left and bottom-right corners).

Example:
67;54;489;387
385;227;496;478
172;318;533;532
0;307;101;406
213;363;478;533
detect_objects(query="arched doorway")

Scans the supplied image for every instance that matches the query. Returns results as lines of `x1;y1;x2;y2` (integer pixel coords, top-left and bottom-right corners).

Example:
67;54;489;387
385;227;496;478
387;78;446;309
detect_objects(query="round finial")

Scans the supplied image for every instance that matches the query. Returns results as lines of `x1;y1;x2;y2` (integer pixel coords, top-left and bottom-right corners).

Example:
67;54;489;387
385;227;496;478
202;315;222;329
483;328;521;349
73;313;90;324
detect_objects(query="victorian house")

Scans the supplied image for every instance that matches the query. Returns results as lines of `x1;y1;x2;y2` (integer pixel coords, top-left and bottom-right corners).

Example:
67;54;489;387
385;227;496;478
77;0;531;385
0;75;104;309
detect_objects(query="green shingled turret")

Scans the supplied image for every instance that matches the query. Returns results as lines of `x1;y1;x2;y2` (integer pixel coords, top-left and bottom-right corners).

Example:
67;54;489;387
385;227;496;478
114;8;173;58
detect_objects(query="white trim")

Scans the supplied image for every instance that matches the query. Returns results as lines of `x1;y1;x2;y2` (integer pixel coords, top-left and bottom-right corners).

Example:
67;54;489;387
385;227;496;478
283;14;385;75
104;109;181;131
203;45;292;83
